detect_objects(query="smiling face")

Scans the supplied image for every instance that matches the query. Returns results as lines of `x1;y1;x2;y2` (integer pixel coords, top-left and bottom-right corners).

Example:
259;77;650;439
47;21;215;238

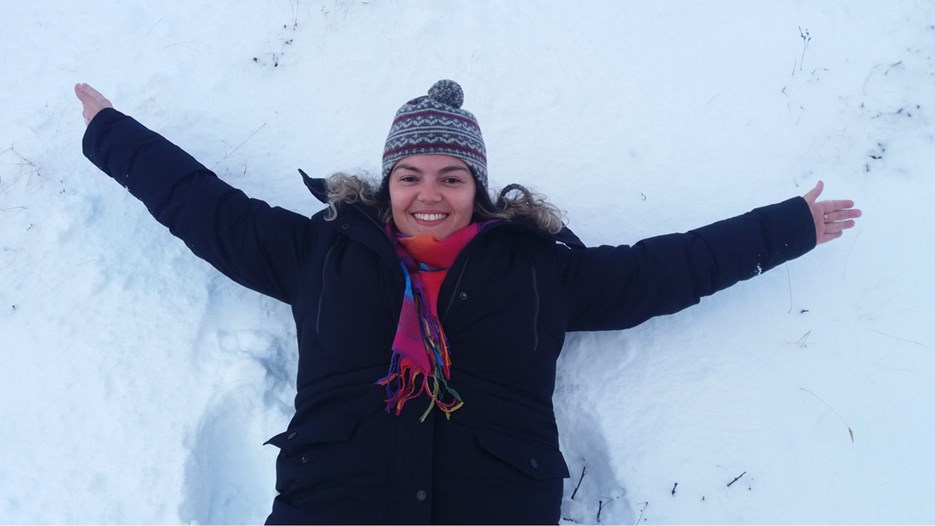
388;154;477;239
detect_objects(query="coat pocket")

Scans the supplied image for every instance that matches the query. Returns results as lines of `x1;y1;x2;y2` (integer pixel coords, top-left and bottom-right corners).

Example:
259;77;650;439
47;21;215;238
473;426;570;481
264;414;388;498
264;414;360;452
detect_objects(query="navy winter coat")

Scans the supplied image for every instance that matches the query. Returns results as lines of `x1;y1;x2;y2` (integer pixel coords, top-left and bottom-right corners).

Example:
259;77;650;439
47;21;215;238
83;108;817;524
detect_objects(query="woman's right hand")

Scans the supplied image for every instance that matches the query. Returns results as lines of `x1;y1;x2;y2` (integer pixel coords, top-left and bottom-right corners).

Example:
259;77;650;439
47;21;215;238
74;83;113;126
802;180;861;245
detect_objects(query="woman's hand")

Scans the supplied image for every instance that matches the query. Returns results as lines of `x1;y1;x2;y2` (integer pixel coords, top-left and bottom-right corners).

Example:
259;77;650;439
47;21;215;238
803;180;862;245
74;83;113;126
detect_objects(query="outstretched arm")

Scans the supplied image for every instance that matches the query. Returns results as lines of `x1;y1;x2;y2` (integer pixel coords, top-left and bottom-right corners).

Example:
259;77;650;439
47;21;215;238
563;195;818;331
563;182;861;331
75;83;315;305
803;180;862;245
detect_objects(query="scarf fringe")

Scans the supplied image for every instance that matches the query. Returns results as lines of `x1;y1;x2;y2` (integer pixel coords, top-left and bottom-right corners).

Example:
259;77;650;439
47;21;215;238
377;365;464;423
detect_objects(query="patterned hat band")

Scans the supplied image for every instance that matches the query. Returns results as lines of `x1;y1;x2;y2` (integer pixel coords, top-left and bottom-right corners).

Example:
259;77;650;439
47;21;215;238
382;80;488;190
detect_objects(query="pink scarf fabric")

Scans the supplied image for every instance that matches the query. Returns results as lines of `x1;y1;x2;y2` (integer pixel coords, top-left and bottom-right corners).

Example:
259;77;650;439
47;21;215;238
377;223;482;421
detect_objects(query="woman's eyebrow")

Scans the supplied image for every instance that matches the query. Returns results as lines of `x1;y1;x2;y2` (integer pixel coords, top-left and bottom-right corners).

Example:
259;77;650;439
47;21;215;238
439;165;470;173
392;163;421;173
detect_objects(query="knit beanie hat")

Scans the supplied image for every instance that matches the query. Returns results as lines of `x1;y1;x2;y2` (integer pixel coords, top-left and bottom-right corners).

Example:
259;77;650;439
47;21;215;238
382;80;488;193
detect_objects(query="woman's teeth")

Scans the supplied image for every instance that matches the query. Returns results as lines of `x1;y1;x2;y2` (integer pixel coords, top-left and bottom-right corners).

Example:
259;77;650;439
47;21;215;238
414;213;447;221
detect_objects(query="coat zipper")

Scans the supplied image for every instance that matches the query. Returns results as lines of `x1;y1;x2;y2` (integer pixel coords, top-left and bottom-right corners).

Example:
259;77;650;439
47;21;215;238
530;266;539;353
315;244;336;335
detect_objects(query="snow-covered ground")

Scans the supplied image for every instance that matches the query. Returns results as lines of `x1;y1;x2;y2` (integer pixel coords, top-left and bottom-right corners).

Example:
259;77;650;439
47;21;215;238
2;1;933;523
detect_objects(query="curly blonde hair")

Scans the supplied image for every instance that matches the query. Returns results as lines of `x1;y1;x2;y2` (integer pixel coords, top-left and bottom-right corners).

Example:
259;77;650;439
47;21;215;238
323;172;564;234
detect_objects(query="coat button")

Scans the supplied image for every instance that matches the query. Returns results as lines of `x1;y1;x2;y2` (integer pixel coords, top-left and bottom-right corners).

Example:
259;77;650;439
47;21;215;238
300;455;309;464
340;223;350;230
286;431;297;440
530;458;539;469
459;291;468;300
415;489;427;502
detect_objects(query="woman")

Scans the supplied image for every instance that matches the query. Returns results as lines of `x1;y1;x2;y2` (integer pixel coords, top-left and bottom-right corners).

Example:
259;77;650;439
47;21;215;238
75;80;860;525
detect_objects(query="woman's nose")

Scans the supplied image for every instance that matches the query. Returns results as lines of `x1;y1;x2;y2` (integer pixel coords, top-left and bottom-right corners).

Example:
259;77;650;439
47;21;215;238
417;181;441;202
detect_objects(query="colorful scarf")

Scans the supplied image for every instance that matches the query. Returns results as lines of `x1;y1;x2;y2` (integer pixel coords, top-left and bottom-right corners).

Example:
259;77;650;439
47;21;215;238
377;223;482;422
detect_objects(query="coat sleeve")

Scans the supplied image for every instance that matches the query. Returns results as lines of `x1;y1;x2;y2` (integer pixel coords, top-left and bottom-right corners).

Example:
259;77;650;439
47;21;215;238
82;108;314;305
560;197;817;331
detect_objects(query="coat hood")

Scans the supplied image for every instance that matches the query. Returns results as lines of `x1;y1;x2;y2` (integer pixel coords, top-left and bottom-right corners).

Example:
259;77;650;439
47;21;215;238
297;169;585;249
299;169;330;204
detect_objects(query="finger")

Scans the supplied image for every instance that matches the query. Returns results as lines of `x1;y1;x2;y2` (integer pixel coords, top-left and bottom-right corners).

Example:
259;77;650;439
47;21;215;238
828;208;864;221
821;199;857;212
76;82;96;99
86;86;110;105
75;83;112;107
75;84;97;125
823;208;862;223
75;83;94;104
819;199;861;221
803;180;824;204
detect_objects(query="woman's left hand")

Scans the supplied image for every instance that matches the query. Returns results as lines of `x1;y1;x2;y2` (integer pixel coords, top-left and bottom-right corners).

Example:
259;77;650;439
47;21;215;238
74;83;113;126
803;180;862;245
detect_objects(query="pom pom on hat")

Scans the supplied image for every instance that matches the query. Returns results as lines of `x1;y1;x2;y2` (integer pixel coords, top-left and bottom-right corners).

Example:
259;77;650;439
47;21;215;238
427;79;464;109
382;80;487;190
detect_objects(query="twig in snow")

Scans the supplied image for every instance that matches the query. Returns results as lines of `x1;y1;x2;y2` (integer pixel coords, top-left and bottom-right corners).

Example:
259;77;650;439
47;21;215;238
793;330;811;348
800;387;856;442
144;17;164;37
884;60;904;75
634;501;649;524
596;494;624;524
570;465;586;500
214;123;267;169
870;329;924;347
164;40;209;50
1;146;41;189
671;482;678;496
726;471;746;487
798;27;811;73
288;0;300;30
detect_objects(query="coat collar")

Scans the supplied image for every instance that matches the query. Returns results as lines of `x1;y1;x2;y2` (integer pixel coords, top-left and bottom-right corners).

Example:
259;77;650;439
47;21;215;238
300;169;330;204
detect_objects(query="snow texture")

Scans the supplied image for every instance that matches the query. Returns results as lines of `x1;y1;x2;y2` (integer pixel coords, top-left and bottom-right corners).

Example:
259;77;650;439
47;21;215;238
2;1;933;523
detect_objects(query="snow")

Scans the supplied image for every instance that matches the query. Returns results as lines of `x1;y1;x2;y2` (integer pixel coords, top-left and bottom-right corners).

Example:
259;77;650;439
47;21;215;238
1;1;933;523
